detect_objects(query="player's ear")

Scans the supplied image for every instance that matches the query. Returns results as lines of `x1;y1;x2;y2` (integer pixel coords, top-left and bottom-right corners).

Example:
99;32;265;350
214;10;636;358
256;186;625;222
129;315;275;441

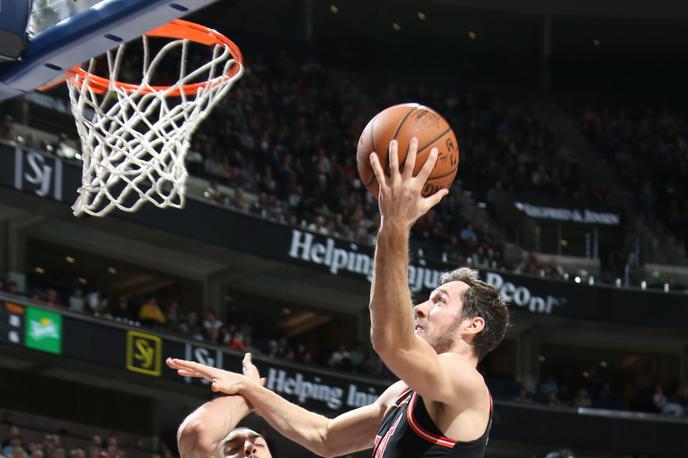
465;316;485;335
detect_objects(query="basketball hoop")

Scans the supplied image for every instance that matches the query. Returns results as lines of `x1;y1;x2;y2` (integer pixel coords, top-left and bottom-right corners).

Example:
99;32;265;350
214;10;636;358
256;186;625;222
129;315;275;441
65;19;244;217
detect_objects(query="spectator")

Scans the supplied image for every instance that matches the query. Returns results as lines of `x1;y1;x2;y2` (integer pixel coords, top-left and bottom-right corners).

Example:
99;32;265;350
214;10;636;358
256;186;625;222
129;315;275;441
653;385;685;416
546;391;563;407
68;288;85;313
110;297;133;322
349;342;366;373
328;344;351;370
0;115;15;145
2;436;26;458
164;301;181;332
513;386;534;404
45;289;63;307
202;309;222;336
87;436;102;458
226;331;246;352
1;428;20;449
573;388;593;408
138;297;166;327
538;374;559;399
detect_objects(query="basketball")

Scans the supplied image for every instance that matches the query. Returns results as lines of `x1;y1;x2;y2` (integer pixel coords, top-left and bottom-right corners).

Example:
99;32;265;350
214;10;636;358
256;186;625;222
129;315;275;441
356;103;460;197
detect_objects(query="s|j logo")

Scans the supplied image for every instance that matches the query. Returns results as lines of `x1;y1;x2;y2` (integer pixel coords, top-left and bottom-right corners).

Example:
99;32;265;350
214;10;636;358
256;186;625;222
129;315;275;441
126;330;162;376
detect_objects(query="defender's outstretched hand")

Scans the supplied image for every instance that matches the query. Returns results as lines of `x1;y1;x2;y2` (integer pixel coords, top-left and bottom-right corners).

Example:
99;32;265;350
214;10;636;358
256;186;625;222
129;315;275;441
370;137;449;228
166;354;264;395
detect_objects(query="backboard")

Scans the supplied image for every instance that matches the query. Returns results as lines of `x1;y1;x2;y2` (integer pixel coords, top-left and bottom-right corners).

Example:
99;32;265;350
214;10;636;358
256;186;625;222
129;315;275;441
0;0;221;101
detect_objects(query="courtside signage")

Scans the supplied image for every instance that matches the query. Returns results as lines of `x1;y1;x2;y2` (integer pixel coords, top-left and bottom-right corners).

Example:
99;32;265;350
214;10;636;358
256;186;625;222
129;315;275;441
288;229;562;314
514;201;620;226
24;306;62;354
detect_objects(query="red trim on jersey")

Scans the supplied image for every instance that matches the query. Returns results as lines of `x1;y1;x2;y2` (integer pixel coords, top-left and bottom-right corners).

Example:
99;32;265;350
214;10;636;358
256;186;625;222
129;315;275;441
375;405;406;457
406;392;457;448
382;386;414;419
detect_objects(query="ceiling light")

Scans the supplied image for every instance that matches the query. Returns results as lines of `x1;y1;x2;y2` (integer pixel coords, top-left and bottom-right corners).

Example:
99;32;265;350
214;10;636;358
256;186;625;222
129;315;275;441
107;267;117;275
592;38;601;47
65;256;75;264
468;31;477;40
600;360;608;368
582;371;590;378
78;277;87;285
417;12;426;20
538;355;546;363
329;4;338;14
392;22;401;31
34;266;45;274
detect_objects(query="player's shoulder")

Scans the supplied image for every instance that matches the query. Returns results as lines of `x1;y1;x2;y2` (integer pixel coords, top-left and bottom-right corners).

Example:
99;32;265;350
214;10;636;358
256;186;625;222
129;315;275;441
376;380;410;408
437;353;487;395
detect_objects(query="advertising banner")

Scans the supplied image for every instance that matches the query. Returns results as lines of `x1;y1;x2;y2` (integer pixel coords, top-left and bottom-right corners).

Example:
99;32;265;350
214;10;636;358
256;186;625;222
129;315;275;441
24;306;62;354
513;200;622;226
0;298;386;416
2;298;686;454
0;146;686;329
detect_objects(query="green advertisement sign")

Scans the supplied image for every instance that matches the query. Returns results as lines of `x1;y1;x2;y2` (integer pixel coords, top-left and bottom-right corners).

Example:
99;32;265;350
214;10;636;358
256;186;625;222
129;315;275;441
25;307;62;354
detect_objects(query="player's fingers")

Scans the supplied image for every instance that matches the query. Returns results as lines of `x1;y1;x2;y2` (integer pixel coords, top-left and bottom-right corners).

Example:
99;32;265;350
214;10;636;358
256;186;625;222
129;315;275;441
422;188;450;211
388;140;400;182
370;153;388;190
416;148;439;184
403;137;418;179
176;369;203;378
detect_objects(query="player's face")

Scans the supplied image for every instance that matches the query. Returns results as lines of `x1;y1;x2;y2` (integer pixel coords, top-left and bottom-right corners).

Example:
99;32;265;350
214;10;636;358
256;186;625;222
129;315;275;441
413;281;469;353
223;433;271;458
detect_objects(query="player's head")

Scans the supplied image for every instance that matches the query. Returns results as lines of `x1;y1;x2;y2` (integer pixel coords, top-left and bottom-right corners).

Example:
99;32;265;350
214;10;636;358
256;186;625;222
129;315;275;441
414;267;508;360
221;427;271;458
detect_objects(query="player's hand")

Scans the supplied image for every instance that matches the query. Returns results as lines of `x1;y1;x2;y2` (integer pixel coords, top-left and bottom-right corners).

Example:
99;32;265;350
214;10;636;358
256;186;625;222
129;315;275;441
241;353;266;386
370;137;449;228
166;357;258;395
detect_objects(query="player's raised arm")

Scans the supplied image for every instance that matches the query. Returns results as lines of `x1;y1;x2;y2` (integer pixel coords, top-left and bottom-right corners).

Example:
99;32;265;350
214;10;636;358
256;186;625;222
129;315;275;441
368;137;465;403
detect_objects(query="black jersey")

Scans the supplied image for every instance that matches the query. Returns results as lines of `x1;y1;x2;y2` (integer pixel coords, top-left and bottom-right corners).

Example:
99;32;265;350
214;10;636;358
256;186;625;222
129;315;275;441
373;387;492;458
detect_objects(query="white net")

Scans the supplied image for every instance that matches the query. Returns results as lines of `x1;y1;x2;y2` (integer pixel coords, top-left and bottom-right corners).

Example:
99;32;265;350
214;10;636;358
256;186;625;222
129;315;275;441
66;28;243;217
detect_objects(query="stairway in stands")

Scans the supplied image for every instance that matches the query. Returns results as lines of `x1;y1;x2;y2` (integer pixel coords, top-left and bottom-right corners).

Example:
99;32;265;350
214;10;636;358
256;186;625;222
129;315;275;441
539;96;688;267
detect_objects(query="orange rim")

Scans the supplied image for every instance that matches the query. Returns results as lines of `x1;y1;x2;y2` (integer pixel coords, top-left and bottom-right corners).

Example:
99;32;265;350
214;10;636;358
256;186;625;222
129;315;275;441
66;19;243;96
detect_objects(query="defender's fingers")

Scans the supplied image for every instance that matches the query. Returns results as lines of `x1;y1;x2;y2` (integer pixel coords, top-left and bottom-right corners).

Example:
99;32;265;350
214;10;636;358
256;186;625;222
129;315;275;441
403;137;419;179
176;369;204;378
168;359;217;378
369;153;388;189
417;148;439;183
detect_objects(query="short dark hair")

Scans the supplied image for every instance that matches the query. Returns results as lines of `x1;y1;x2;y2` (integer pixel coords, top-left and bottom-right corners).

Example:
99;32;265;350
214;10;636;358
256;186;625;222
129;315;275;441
439;267;509;360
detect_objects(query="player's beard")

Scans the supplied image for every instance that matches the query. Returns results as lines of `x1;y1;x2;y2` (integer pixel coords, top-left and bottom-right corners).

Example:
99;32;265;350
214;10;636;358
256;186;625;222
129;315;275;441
430;315;462;354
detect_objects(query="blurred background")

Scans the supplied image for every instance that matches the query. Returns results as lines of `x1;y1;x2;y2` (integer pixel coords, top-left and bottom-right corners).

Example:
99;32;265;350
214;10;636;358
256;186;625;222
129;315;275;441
0;0;687;457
